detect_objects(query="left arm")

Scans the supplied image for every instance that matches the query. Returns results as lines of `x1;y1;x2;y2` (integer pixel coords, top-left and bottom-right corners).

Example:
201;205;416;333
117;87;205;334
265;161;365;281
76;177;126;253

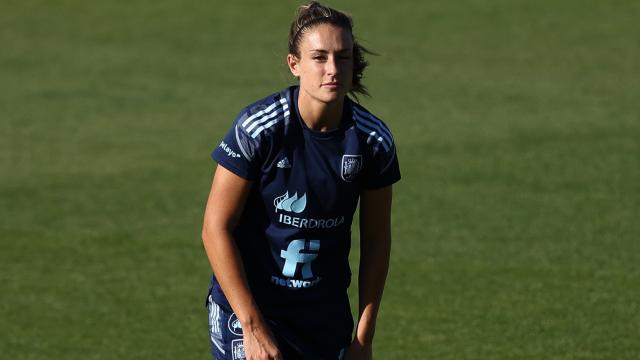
346;185;393;359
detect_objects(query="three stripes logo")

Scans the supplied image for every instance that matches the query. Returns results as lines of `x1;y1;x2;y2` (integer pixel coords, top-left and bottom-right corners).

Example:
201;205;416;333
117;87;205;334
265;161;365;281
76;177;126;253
352;106;393;152
241;98;289;139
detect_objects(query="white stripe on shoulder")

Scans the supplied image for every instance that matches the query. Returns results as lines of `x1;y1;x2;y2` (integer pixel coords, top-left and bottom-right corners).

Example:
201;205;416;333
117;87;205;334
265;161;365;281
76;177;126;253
352;108;393;151
354;122;390;151
353;106;393;141
250;99;289;138
241;98;287;129
245;103;288;133
251;110;290;138
234;125;252;161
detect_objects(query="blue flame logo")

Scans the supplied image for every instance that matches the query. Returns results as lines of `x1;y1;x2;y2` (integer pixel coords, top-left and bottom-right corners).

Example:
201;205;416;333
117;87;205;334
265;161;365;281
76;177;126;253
274;191;307;213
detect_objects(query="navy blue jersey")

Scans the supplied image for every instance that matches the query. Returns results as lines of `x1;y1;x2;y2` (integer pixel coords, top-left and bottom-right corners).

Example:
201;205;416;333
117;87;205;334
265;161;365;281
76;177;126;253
208;86;400;353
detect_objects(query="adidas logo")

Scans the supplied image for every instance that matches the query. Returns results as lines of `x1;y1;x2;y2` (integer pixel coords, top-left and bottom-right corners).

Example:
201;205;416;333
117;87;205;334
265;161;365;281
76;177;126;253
277;157;292;169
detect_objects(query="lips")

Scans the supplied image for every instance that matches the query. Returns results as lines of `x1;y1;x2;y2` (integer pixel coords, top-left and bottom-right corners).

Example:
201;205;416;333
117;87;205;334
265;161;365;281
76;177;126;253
322;82;341;88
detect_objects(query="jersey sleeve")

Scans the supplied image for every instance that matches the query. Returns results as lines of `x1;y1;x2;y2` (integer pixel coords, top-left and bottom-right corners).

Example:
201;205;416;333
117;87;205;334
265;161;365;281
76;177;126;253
364;142;401;189
211;113;267;181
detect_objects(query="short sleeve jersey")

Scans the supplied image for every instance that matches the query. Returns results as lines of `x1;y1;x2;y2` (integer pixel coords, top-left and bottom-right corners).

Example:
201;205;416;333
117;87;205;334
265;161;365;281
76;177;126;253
209;86;400;347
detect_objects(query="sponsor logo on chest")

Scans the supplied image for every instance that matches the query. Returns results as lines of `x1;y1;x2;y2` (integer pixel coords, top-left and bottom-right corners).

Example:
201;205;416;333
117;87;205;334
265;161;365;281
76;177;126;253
273;191;344;229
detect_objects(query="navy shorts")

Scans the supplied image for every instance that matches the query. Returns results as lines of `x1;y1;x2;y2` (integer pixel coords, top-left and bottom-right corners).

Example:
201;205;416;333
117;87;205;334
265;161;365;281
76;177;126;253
206;295;347;360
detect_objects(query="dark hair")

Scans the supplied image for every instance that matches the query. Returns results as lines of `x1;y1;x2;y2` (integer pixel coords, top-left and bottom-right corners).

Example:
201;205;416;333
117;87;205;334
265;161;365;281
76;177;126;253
288;1;373;99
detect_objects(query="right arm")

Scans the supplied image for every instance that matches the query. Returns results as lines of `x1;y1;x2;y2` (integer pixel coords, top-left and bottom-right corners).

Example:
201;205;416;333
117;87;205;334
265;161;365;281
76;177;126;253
202;165;282;360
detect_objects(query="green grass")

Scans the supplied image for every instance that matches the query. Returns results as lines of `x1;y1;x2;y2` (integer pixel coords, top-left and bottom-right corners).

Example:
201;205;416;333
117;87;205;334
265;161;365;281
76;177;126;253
1;0;639;359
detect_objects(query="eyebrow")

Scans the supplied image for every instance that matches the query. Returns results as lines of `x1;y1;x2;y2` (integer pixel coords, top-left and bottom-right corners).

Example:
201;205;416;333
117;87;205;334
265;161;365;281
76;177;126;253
309;48;352;53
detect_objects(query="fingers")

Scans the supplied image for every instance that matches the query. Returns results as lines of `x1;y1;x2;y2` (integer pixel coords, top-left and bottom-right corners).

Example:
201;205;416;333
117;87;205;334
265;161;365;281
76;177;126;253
246;350;281;360
243;328;282;360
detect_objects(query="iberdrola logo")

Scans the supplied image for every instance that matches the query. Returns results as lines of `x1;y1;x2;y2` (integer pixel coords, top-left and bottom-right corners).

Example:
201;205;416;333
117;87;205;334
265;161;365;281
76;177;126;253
274;191;307;213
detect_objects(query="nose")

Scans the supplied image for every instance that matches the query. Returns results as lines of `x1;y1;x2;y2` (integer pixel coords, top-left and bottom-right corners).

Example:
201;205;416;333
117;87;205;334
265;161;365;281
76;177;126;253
325;56;338;76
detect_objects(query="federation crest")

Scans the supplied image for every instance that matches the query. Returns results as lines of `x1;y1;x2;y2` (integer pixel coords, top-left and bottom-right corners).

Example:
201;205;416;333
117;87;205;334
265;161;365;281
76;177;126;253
341;155;363;182
231;339;245;360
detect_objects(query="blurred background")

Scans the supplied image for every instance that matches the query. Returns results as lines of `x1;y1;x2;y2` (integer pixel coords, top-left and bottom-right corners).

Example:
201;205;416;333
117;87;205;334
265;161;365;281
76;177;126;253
1;0;638;358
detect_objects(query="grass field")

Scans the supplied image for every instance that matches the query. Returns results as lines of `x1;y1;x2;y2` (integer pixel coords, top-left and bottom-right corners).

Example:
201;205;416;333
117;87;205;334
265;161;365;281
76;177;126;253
1;0;639;359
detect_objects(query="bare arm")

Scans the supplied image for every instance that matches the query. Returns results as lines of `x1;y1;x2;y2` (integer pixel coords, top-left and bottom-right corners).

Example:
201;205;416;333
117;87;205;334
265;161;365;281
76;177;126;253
202;165;281;360
346;185;393;359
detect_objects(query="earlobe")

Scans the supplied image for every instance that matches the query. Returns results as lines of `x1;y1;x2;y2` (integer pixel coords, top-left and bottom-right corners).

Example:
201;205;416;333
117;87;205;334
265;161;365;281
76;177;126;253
287;54;300;77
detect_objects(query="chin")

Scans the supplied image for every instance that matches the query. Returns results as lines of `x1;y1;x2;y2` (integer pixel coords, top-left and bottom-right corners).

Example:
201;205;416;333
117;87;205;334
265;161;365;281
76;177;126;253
319;89;347;103
321;94;342;103
302;86;346;104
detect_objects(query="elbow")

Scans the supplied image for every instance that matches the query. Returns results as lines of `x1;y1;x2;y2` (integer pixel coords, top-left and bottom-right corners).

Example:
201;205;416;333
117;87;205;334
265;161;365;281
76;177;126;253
201;224;211;250
201;219;234;247
201;221;218;248
201;226;209;245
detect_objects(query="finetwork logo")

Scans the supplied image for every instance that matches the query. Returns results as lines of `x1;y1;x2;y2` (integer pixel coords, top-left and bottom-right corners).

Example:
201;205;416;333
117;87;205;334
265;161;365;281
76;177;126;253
281;239;319;278
271;239;322;289
274;191;306;213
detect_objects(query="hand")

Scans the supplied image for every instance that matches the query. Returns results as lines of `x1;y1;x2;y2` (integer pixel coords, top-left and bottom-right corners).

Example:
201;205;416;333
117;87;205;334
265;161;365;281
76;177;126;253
344;339;372;360
242;321;282;360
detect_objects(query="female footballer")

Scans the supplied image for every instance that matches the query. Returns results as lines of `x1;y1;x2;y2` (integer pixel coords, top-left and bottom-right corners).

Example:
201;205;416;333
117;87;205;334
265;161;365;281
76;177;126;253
201;2;400;359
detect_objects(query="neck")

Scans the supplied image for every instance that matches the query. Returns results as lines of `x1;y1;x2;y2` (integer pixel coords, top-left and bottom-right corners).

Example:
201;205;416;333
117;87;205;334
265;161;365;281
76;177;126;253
297;89;345;131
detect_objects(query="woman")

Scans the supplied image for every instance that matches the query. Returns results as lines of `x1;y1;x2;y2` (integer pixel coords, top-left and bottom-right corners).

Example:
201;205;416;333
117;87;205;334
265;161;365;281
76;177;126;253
202;2;400;359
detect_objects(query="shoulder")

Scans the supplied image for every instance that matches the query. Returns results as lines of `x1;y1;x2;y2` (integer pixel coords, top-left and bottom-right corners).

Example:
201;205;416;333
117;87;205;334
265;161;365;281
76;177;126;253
349;101;396;155
234;88;292;141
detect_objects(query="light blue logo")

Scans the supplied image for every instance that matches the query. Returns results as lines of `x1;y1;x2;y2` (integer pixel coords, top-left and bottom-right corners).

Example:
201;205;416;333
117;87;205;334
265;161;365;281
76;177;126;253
227;313;242;336
280;239;320;279
274;191;307;213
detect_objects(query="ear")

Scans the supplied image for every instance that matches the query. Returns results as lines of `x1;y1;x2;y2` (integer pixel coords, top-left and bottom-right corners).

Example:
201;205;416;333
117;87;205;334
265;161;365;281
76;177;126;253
287;54;300;77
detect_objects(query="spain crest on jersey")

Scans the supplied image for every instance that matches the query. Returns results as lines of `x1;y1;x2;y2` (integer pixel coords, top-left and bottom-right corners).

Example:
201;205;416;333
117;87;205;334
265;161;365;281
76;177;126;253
341;154;363;182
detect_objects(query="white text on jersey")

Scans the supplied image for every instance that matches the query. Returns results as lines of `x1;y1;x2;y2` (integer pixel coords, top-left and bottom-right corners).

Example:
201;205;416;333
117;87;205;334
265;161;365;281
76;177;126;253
278;214;345;229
